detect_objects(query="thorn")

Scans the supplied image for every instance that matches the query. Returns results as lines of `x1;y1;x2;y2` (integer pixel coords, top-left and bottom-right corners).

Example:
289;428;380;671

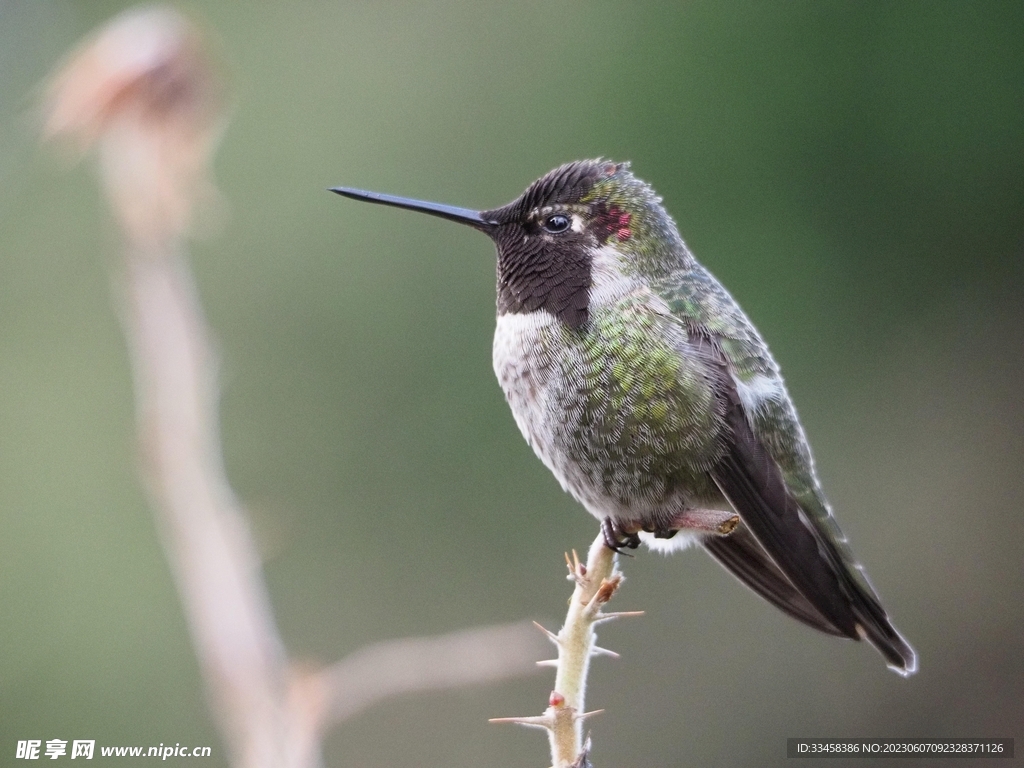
582;575;624;617
536;659;559;668
589;645;620;659
565;549;586;582
593;610;645;625
571;736;594;768
489;714;555;731
575;708;605;722
532;620;562;646
594;575;623;603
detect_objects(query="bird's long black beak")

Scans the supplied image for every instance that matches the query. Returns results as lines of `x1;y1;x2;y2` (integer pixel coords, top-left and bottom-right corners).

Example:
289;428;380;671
330;187;497;231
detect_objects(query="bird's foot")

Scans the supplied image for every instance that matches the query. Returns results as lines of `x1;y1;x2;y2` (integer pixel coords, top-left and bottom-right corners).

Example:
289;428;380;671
601;518;641;554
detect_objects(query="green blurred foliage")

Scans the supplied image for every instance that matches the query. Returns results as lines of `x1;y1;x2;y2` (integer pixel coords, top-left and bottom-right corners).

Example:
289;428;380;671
1;1;1021;765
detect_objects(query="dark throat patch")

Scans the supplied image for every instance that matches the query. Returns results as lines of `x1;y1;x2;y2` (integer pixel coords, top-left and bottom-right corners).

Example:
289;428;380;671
484;159;623;330
493;226;591;329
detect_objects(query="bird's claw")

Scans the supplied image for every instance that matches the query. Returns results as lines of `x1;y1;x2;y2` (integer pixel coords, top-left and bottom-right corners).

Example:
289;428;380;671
601;518;641;554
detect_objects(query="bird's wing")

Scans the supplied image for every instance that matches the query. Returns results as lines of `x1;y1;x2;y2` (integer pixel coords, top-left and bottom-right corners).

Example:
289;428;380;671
702;520;846;636
656;266;917;675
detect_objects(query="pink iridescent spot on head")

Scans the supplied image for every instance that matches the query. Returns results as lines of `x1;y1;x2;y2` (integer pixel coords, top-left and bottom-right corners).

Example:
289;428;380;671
610;206;631;241
593;203;632;243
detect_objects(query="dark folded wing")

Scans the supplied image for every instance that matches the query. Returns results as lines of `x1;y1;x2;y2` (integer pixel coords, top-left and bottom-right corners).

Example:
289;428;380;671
710;387;917;674
703;522;846;637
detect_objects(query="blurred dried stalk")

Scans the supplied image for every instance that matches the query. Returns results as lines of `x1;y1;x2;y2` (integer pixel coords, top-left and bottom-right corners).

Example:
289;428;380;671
42;6;544;767
43;6;224;245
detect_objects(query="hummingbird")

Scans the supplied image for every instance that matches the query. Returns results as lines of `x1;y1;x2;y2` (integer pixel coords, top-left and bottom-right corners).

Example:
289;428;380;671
331;159;917;676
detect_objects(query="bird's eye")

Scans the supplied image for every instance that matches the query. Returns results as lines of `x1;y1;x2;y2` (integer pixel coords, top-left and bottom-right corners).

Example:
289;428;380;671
542;213;571;234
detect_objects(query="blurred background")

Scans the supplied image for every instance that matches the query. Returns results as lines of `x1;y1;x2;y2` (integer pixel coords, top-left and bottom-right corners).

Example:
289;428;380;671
1;1;1022;765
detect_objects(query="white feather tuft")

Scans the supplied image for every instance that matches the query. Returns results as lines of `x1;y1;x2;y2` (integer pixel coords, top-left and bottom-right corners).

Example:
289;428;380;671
639;530;702;555
733;372;784;415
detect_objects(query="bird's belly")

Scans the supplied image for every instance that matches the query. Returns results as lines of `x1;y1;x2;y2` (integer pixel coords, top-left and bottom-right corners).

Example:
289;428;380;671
492;311;571;490
492;309;722;526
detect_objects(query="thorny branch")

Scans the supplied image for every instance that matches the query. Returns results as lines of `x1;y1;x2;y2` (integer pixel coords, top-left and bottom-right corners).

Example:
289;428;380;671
492;534;643;767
